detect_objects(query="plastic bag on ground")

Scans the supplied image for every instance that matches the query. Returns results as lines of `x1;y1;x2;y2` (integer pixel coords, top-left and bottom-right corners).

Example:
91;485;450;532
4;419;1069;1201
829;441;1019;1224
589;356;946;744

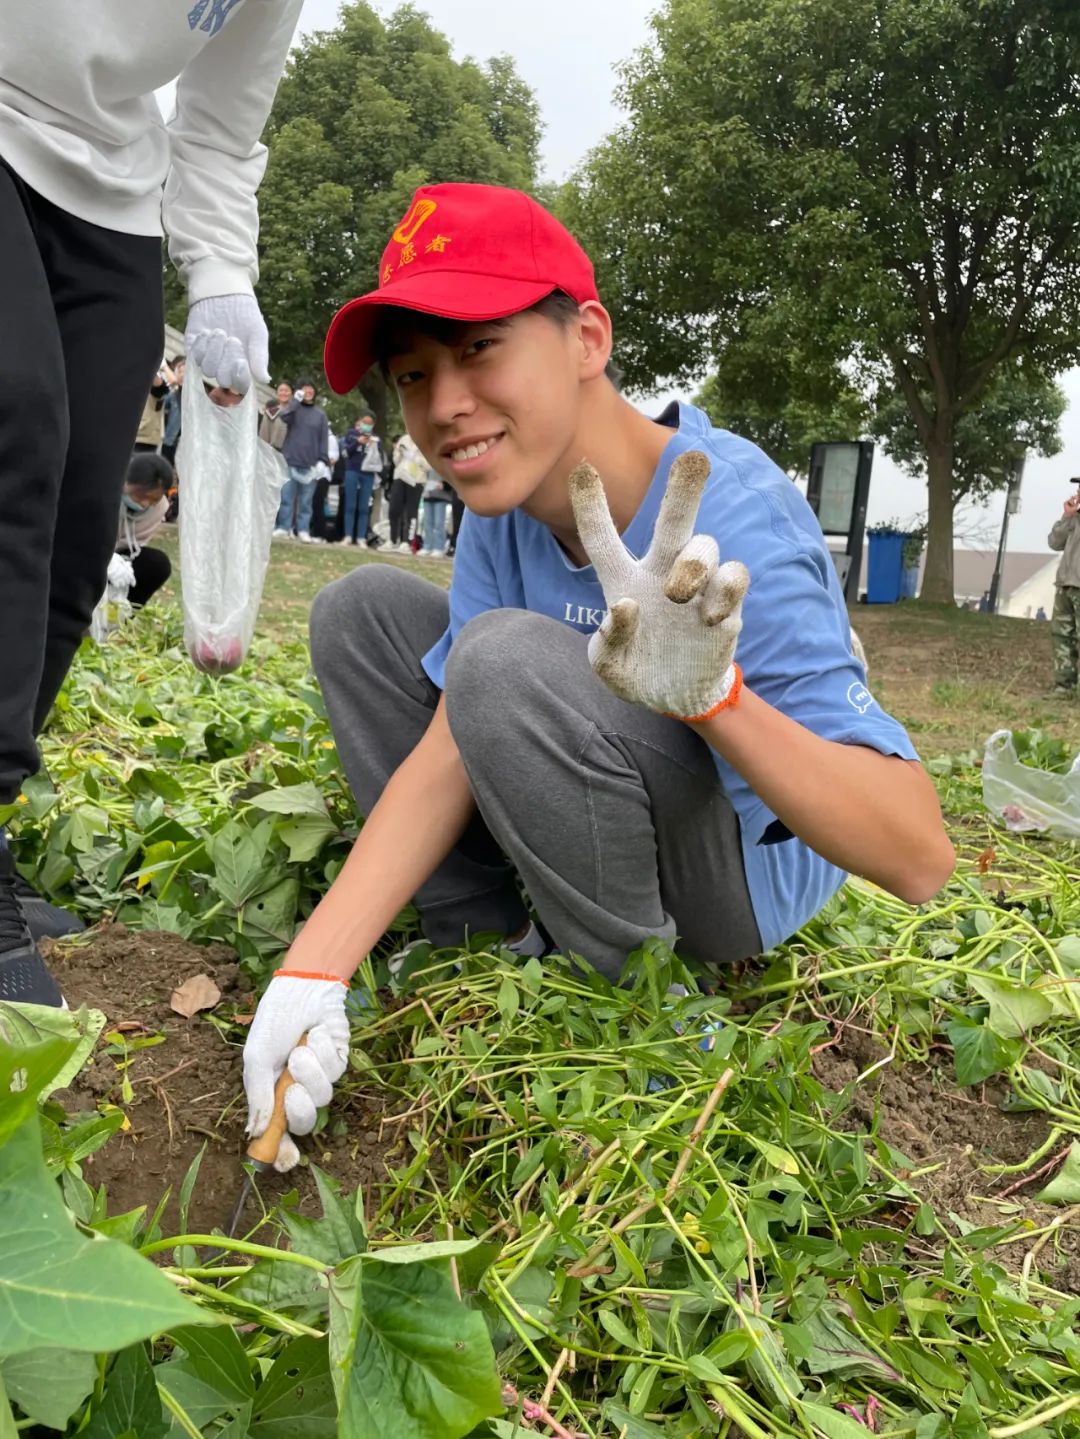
982;729;1080;839
90;552;136;643
177;360;286;673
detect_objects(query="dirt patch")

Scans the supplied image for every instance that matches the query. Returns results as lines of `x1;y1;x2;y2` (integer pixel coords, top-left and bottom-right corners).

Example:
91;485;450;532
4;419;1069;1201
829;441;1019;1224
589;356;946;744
49;925;402;1239
849;604;1080;755
814;1025;1080;1290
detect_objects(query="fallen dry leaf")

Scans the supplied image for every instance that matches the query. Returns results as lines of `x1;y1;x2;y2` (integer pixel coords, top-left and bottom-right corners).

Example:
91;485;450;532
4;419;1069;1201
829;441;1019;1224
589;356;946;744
169;973;221;1018
977;846;997;874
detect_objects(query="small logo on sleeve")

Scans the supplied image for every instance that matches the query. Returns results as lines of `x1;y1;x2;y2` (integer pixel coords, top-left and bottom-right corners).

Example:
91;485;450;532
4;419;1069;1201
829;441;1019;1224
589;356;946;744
846;681;875;714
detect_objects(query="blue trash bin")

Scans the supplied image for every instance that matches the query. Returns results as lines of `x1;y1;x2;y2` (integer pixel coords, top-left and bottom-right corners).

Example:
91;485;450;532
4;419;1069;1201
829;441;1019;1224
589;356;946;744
867;532;904;604
900;563;920;599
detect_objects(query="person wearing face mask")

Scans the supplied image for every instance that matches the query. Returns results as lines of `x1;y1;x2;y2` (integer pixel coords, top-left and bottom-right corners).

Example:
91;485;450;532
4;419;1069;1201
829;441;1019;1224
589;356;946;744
341;412;385;547
116;453;173;607
260;381;294;453
273;379;331;541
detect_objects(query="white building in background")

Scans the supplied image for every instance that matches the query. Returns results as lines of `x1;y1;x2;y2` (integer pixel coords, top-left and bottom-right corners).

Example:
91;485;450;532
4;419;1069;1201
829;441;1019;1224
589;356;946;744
998;556;1060;619
942;550;1057;615
838;543;1058;615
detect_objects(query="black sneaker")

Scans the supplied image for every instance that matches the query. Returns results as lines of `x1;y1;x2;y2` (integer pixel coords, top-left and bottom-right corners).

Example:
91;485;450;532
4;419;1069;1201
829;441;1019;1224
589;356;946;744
0;870;65;1006
0;845;85;942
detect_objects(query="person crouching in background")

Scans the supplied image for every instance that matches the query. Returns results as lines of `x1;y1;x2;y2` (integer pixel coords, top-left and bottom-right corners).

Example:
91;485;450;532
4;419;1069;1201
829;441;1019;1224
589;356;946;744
117;454;173;607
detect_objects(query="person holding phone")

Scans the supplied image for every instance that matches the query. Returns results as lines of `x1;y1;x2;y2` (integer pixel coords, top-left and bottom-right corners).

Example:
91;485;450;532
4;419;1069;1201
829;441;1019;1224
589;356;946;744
1048;483;1080;697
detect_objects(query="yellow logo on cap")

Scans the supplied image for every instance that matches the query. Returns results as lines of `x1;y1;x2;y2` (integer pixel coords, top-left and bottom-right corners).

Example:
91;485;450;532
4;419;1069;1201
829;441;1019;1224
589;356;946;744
393;198;438;245
381;200;452;285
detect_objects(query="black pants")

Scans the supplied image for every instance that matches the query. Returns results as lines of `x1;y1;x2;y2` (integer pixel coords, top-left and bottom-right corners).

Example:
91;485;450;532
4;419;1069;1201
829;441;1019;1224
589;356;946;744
450;491;465;549
311;479;344;542
388;478;421;544
0;161;163;803
127;547;172;608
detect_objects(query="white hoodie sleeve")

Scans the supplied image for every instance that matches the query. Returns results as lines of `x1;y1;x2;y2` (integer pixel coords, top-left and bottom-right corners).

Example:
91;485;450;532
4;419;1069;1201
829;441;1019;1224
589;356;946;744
164;0;303;302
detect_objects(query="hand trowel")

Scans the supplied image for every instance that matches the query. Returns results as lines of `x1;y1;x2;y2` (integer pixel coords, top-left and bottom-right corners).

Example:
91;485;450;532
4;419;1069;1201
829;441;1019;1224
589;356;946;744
226;1034;307;1237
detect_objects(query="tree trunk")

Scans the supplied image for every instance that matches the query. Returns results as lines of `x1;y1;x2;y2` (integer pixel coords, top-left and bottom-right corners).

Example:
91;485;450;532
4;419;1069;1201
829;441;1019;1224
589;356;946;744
919;429;956;603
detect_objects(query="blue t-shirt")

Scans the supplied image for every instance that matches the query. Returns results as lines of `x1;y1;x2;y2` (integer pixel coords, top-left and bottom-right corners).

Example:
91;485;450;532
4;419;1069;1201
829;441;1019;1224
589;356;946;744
423;402;920;952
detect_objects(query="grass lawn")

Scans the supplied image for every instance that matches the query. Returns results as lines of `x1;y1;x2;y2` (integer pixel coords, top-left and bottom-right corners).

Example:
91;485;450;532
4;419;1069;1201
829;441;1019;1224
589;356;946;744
155;524;452;646
5;526;1080;1438
157;523;1080;755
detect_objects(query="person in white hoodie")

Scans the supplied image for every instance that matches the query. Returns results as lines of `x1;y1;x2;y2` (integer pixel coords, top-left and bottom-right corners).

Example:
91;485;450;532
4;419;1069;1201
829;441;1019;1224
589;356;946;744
0;0;303;1005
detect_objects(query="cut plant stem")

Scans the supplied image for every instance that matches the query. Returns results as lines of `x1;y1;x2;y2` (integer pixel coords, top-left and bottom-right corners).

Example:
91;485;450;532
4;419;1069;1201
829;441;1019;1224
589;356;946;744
141;1234;329;1271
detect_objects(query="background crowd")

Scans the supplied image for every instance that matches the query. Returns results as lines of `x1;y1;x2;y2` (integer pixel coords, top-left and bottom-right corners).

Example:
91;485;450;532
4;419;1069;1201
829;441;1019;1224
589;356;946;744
260;379;463;555
121;365;463;572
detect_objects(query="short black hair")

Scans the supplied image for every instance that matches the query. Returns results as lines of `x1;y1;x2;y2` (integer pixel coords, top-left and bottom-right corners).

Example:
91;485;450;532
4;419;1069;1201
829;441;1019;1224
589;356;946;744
296;377;316;392
127;452;173;495
374;290;621;387
170;354;185;368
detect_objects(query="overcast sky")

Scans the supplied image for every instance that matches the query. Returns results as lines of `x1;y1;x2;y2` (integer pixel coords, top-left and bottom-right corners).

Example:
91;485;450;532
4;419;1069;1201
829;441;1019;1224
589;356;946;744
244;1;1080;552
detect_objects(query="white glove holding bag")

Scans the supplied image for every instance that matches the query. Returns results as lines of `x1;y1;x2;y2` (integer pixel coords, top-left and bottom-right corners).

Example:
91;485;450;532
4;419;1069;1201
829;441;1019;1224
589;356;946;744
184;294;270;395
242;972;351;1172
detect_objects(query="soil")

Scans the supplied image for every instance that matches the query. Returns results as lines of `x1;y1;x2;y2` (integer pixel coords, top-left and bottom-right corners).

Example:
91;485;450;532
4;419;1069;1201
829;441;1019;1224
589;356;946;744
48;925;403;1239
813;1024;1080;1292
45;926;1079;1290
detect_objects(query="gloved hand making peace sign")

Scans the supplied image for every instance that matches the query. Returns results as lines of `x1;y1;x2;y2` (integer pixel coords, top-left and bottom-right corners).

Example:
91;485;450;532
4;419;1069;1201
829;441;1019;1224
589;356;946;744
569;450;750;722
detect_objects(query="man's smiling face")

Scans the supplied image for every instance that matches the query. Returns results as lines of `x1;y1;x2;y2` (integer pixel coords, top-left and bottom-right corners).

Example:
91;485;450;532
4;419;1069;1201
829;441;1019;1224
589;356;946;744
386;309;585;518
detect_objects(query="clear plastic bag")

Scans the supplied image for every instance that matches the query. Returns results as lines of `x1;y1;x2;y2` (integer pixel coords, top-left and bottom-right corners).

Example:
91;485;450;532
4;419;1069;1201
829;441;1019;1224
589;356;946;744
90;552;136;643
177;360;286;673
982;729;1080;838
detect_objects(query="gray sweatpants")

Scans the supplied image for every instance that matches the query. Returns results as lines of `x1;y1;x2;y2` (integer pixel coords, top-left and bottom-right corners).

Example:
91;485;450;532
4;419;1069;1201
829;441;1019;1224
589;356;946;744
310;565;762;981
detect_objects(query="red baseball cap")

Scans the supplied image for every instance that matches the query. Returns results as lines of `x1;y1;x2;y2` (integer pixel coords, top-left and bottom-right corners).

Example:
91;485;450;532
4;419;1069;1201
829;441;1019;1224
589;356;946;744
323;182;599;394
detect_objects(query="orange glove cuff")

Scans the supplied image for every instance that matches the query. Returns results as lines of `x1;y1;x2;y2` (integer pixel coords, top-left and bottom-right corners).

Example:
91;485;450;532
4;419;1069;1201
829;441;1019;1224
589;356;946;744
273;969;350;988
678;663;743;723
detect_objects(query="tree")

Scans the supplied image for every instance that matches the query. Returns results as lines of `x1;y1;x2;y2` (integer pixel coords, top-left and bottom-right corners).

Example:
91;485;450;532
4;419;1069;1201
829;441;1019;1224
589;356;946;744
255;2;541;425
564;0;1080;600
872;357;1065;508
690;308;869;478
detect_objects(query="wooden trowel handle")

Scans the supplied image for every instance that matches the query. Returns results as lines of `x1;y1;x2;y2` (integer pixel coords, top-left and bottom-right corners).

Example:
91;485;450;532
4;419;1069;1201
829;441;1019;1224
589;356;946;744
247;1033;308;1167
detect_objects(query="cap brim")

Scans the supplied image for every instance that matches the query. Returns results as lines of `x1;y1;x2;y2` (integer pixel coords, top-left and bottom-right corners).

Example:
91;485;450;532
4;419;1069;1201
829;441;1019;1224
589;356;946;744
323;272;558;393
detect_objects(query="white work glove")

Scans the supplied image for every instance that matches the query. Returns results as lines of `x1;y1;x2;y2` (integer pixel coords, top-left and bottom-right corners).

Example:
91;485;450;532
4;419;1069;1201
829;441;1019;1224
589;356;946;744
242;972;350;1172
106;552;136;591
184;294;270;396
569;450;750;721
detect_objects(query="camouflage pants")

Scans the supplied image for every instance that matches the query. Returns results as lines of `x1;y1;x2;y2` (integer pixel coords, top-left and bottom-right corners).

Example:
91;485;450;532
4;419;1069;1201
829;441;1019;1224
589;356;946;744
1051;585;1080;690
